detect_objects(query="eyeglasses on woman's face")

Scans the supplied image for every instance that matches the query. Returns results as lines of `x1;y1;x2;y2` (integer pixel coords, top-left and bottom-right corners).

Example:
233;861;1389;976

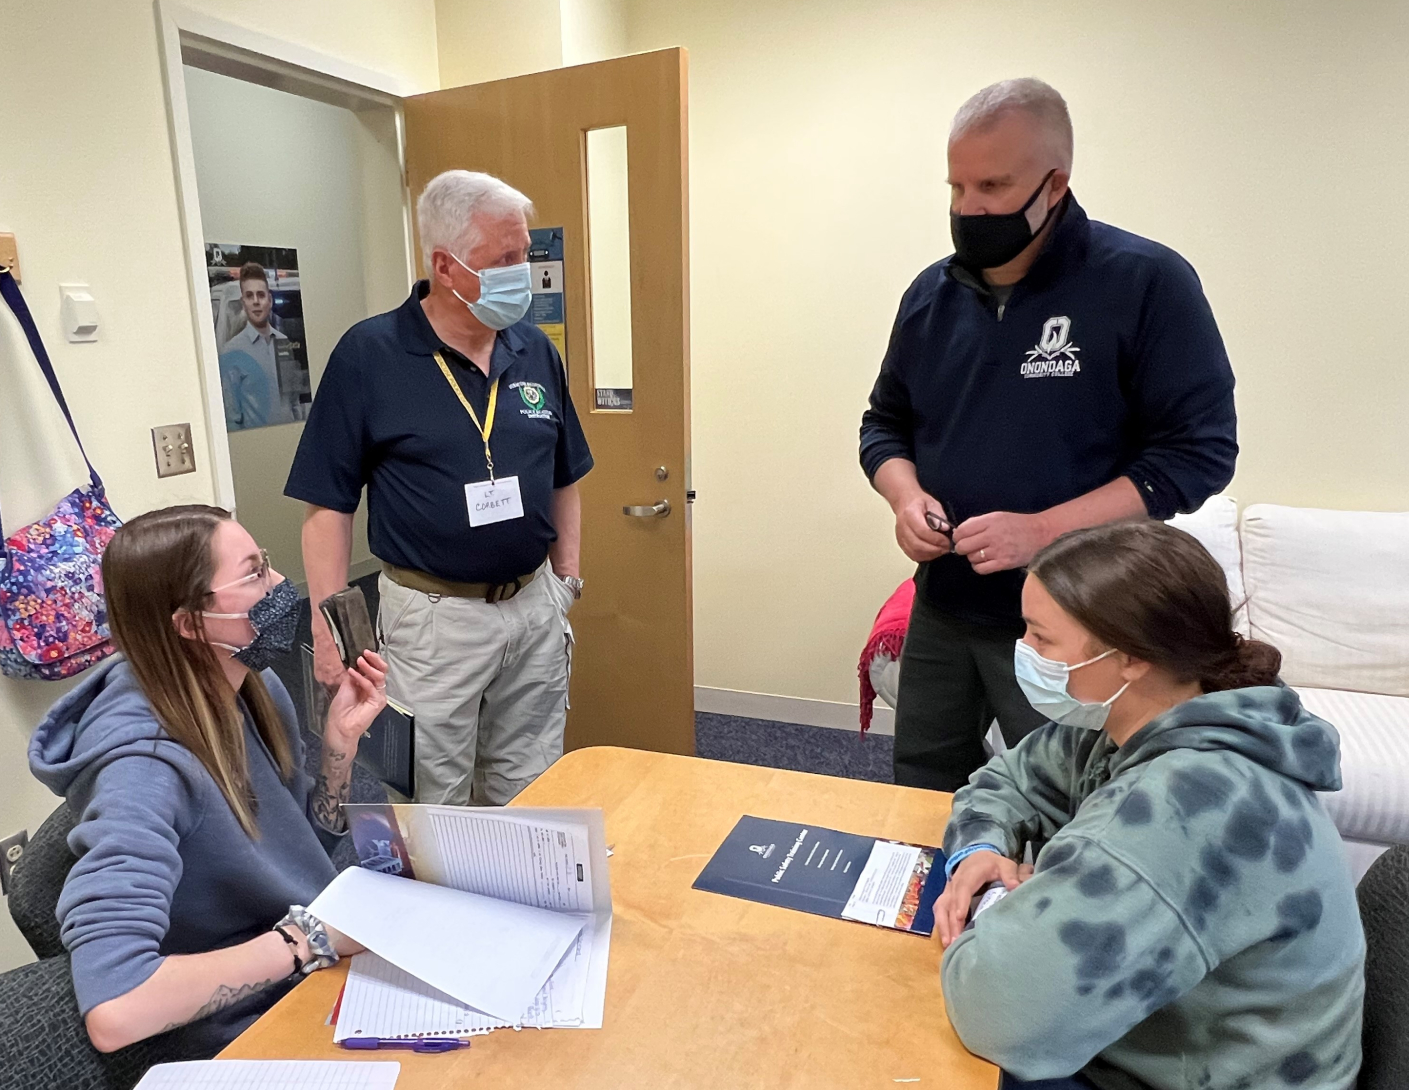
209;548;273;596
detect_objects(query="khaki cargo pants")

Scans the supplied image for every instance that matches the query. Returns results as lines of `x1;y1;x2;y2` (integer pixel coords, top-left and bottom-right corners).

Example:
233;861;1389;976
377;564;575;806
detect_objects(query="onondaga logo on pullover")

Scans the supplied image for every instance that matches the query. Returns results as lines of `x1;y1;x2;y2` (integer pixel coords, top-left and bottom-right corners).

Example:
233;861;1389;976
1022;315;1082;377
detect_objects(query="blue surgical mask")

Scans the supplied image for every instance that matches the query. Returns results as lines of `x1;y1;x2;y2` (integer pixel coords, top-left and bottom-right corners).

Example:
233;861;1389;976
1013;640;1131;732
203;578;300;673
449;254;532;330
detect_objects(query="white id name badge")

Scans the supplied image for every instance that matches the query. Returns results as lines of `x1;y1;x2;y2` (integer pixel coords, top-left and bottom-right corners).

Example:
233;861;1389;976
465;476;525;527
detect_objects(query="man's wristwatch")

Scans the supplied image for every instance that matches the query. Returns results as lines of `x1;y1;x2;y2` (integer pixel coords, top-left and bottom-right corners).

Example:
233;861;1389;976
562;575;584;600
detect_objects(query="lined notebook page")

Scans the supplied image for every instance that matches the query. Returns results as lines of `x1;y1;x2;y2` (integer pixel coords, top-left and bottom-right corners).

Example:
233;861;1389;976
134;1061;399;1089
336;946;591;1042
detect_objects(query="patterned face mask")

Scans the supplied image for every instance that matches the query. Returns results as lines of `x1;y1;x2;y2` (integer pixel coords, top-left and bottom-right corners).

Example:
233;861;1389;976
203;578;299;672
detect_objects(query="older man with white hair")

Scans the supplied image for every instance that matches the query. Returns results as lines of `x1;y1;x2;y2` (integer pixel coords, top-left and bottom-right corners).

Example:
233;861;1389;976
288;170;592;805
861;78;1238;795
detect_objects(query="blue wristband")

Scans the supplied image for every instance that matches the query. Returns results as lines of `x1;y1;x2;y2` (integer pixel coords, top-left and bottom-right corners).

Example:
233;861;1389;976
944;842;1005;879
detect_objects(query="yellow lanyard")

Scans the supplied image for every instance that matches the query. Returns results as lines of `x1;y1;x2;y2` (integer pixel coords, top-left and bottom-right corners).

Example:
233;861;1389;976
433;351;500;482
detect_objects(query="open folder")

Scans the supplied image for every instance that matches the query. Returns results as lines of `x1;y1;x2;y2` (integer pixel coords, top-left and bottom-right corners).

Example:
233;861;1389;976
308;803;612;1040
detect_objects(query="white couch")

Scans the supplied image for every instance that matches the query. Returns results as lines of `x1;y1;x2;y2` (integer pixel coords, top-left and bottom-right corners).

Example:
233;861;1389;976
1172;498;1409;880
869;499;1409;880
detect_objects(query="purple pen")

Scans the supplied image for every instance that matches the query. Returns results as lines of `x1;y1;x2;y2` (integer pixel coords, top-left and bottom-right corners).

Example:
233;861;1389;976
341;1037;467;1053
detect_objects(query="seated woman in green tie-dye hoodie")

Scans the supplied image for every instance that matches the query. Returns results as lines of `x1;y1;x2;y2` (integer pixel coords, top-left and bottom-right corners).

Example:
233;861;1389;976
935;520;1364;1090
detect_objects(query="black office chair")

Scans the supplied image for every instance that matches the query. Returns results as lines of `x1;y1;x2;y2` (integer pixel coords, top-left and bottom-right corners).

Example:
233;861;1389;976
2;747;386;1090
2;803;198;1090
1358;844;1409;1090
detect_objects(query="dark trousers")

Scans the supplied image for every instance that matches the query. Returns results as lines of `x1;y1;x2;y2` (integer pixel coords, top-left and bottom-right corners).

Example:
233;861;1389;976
893;591;1046;792
999;1074;1098;1089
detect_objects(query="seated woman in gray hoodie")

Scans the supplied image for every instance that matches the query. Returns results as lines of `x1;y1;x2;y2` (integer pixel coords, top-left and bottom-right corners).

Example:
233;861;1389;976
934;520;1364;1090
29;505;387;1055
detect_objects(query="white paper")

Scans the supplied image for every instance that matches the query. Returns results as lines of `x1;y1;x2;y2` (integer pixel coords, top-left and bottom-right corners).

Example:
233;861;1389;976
465;475;524;526
134;1061;399;1090
336;941;593;1041
308;866;584;1021
840;840;923;926
417;806;613;1028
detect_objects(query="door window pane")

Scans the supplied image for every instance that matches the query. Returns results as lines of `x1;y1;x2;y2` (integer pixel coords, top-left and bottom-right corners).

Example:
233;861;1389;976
585;125;633;411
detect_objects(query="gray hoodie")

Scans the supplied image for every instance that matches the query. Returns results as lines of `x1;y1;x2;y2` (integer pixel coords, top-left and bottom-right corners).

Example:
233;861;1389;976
941;685;1364;1089
29;656;342;1052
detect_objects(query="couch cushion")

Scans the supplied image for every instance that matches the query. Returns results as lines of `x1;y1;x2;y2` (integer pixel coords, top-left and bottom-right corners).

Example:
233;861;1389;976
1242;504;1409;697
1299;686;1409;845
1168;494;1247;635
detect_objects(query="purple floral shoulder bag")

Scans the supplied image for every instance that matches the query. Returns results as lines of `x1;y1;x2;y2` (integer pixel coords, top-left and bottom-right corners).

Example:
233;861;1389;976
0;269;121;680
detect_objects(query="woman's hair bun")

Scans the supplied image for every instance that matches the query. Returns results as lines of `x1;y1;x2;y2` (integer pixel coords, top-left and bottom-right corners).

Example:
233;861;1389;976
1199;634;1282;692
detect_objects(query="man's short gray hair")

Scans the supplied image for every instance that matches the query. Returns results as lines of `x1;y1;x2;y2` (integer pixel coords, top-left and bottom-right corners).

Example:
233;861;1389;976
950;78;1074;171
416;170;535;262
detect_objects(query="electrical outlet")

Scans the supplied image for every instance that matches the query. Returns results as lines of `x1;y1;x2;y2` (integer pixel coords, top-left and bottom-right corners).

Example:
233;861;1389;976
152;423;197;478
0;829;27;896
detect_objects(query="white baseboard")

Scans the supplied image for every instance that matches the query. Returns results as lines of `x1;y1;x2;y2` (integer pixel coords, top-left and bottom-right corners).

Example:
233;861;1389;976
694;686;894;736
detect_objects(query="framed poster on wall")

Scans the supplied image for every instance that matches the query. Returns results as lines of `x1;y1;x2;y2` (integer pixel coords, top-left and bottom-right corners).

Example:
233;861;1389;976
206;242;311;431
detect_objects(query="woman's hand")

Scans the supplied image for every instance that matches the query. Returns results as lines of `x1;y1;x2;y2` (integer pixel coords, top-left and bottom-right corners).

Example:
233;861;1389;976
324;650;388;754
932;850;1035;949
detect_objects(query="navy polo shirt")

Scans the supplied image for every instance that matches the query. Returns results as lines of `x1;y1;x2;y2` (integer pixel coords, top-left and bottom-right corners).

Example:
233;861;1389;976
860;195;1237;629
285;282;593;584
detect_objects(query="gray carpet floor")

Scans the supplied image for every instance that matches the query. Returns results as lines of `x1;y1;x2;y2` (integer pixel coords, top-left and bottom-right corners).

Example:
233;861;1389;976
276;574;893;787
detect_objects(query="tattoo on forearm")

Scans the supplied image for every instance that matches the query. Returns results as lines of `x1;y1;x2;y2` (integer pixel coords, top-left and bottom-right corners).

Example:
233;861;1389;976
312;758;352;833
158;977;280;1034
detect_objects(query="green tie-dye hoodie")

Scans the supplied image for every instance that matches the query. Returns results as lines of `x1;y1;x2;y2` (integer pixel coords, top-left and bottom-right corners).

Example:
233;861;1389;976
940;685;1364;1089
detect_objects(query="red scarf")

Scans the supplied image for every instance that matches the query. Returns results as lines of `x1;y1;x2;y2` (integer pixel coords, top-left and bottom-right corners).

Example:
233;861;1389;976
858;579;915;733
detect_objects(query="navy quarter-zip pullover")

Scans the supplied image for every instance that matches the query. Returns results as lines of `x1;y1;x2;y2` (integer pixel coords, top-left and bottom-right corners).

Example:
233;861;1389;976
860;195;1237;627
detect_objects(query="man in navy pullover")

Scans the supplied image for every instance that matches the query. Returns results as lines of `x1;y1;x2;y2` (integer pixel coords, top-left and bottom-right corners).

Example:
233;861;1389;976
860;78;1236;796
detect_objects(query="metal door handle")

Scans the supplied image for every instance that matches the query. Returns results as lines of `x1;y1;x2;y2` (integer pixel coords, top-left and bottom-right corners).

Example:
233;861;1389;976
623;499;671;518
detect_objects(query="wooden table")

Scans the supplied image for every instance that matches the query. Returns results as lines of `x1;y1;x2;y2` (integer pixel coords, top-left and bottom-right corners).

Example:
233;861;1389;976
223;747;999;1089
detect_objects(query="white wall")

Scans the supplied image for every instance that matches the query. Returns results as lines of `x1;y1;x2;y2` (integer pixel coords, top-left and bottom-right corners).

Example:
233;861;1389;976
184;66;409;586
0;0;437;973
623;0;1409;711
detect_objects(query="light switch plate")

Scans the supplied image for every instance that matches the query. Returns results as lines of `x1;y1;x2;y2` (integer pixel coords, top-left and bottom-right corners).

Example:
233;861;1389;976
0;233;18;281
152;423;197;478
0;829;27;896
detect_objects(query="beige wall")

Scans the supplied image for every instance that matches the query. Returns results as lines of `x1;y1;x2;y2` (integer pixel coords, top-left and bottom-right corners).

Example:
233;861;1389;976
623;0;1409;710
435;0;627;86
184;66;410;586
0;0;437;972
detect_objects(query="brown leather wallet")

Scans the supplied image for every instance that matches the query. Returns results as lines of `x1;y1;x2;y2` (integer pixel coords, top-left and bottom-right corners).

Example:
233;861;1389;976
319;585;376;668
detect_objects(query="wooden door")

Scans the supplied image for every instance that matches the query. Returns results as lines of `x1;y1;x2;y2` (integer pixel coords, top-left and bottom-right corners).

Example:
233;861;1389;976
402;50;693;756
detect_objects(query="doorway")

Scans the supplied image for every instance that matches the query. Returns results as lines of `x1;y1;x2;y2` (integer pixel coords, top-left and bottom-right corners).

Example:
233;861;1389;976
158;7;694;757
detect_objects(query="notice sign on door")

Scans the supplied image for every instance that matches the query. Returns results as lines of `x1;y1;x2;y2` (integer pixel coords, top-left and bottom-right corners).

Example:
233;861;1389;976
529;227;567;366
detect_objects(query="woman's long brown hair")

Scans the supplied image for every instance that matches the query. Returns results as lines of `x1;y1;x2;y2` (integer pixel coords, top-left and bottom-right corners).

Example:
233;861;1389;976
102;505;294;837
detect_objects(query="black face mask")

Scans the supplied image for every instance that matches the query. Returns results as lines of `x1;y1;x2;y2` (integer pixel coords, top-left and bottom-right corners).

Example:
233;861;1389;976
950;169;1059;270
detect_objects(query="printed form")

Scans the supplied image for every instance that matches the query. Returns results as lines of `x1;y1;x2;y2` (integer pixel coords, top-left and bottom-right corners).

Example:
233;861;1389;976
332;805;612;1039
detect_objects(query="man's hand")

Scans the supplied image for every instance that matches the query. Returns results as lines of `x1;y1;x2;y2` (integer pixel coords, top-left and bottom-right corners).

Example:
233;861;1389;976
893;493;953;563
952;511;1053;575
932;850;1035;949
311;619;346;694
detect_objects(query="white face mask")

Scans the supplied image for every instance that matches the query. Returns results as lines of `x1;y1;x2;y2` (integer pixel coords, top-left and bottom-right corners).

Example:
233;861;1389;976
1013;640;1131;731
448;253;532;330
